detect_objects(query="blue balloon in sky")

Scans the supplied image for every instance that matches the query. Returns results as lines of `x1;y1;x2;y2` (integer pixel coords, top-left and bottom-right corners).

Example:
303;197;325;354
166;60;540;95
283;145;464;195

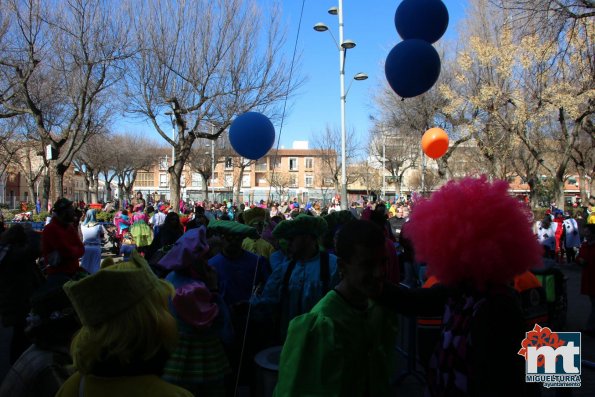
385;39;441;98
395;0;449;44
229;112;275;160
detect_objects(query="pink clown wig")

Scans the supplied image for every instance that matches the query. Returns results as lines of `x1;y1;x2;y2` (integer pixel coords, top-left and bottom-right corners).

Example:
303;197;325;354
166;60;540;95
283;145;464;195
405;176;542;289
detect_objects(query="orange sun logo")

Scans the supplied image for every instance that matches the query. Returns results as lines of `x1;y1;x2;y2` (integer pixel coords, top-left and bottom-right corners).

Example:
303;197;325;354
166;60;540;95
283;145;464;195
518;324;566;367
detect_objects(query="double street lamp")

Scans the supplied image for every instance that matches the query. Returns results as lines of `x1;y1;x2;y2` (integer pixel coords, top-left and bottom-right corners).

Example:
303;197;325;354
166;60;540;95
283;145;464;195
314;1;367;210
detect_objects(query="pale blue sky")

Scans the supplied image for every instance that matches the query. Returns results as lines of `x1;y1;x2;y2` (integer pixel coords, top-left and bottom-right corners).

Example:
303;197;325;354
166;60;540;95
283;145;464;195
115;0;469;149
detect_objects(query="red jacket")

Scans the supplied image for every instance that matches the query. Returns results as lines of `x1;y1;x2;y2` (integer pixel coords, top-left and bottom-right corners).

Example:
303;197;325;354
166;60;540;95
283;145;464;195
42;218;85;275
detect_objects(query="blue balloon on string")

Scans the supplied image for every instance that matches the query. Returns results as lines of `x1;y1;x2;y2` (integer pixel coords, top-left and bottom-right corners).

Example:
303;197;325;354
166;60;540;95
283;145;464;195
229;112;275;160
385;39;441;98
395;0;449;44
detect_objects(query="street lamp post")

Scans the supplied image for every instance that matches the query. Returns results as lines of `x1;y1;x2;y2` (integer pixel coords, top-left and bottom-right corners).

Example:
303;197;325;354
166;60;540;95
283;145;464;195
314;1;367;210
382;134;386;200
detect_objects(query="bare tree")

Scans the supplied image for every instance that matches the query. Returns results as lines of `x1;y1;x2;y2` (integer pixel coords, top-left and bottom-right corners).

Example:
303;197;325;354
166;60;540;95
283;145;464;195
108;133;159;209
188;138;225;202
232;157;255;204
311;125;359;193
125;0;298;211
0;0;131;202
266;172;292;203
442;0;594;206
352;161;382;198
369;129;419;195
73;133;115;203
13;139;45;204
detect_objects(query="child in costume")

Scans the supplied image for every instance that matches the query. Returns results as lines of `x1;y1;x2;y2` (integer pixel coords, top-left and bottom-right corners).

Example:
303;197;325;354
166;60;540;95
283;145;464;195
56;251;192;397
274;220;398;396
251;214;340;341
130;207;153;253
158;226;231;396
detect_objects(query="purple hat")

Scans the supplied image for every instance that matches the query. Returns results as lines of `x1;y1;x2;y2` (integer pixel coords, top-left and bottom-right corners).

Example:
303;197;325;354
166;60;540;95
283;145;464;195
172;281;219;329
158;226;209;271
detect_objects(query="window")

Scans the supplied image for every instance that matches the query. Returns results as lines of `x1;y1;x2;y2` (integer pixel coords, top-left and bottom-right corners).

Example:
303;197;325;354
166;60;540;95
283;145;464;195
159;173;168;187
305;157;313;169
242;174;251;188
212;172;219;182
224;173;233;187
269;157;281;170
305;174;314;187
289;174;298;187
136;172;154;187
159;157;169;171
191;173;202;188
225;157;233;170
289;157;298;171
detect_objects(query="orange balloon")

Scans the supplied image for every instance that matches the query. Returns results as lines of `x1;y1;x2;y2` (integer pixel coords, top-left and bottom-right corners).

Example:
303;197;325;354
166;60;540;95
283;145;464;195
421;127;449;159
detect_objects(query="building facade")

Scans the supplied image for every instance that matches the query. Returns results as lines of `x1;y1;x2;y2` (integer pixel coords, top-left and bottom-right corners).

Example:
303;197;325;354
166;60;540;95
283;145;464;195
133;142;338;205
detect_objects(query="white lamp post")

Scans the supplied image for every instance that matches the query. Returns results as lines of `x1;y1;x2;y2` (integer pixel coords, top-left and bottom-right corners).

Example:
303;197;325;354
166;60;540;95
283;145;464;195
314;1;367;210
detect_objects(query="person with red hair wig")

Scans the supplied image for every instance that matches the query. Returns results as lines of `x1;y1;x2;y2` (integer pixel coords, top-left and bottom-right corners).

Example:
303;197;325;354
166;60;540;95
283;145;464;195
381;176;543;396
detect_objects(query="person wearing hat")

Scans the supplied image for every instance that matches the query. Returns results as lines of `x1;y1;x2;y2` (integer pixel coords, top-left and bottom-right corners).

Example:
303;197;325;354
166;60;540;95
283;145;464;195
55;251;192;397
207;220;270;390
157;226;231;396
241;207;275;260
251;214;339;341
41;198;85;277
0;276;80;397
79;209;106;275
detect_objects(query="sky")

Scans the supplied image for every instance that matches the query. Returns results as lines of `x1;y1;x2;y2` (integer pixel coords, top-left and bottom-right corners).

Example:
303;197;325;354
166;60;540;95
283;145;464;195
271;0;469;149
116;0;469;150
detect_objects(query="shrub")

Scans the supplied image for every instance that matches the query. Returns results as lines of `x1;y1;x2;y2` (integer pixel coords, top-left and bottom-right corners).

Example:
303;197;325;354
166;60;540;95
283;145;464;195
32;211;51;222
96;211;115;223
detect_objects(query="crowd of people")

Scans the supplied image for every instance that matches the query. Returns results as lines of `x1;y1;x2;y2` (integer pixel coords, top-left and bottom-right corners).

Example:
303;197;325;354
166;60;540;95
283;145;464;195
0;182;593;397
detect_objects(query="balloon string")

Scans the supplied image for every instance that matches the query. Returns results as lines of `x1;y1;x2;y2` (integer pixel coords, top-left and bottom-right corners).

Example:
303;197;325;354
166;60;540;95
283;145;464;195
267;0;306;203
233;255;260;397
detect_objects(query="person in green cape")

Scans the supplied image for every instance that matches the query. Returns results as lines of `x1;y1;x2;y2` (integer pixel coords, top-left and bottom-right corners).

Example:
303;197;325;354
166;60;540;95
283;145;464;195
274;219;398;397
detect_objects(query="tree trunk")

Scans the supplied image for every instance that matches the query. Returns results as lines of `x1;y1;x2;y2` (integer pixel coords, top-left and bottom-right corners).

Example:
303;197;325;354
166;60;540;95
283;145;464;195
27;182;37;206
105;184;112;202
527;176;540;209
579;172;588;204
169;165;183;213
551;178;565;209
201;174;209;202
118;182;125;209
234;167;246;204
91;173;99;203
50;161;67;202
42;173;51;211
83;175;91;203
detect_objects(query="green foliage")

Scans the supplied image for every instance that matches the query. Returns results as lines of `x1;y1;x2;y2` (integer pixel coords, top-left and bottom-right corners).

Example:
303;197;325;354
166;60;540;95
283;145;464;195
96;211;114;222
32;211;51;222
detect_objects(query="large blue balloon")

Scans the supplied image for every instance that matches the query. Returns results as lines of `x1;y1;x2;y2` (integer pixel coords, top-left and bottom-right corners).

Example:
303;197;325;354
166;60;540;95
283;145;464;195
229;112;275;160
395;0;449;44
385;39;441;98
